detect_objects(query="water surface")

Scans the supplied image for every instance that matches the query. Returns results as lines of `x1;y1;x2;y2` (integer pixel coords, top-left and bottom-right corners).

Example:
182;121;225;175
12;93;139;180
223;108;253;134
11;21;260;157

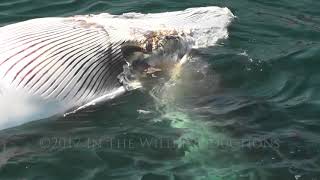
0;0;320;180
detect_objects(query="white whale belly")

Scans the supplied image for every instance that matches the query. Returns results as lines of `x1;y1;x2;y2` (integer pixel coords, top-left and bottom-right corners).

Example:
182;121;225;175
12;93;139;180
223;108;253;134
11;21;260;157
0;6;234;130
0;17;127;106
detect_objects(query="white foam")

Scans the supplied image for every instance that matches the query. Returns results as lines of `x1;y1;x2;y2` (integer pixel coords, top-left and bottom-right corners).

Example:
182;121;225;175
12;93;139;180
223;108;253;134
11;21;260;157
0;89;60;130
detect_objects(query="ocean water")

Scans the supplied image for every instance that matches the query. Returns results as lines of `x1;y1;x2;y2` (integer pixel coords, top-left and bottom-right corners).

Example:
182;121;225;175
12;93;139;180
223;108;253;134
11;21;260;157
0;0;320;180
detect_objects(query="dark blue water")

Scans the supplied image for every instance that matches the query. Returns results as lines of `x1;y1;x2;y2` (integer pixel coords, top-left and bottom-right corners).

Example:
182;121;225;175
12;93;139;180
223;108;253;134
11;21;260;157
0;0;320;180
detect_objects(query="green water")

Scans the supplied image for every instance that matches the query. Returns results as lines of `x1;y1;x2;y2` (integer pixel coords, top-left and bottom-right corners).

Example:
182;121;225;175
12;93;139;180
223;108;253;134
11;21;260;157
1;0;320;180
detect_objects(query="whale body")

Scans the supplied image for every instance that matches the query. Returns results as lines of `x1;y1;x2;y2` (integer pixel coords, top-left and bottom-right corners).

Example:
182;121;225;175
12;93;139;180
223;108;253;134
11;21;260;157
0;6;234;130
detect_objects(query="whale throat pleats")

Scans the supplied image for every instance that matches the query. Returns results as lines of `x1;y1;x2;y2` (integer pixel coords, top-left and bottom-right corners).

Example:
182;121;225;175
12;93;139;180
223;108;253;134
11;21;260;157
0;17;127;106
